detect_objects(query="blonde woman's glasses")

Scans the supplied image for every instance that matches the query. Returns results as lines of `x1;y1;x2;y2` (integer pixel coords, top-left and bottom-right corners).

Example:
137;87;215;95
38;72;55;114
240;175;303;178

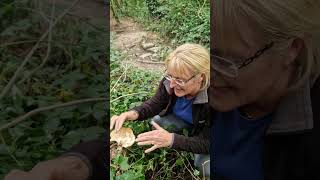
211;42;274;78
164;74;198;86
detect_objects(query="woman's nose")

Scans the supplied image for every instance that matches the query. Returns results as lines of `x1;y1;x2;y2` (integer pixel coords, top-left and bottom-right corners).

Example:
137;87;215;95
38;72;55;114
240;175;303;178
169;79;177;88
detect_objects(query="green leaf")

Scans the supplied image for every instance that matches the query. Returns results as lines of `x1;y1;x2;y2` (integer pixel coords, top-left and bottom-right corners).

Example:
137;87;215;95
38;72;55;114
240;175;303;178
43;118;60;133
193;169;200;177
175;157;184;167
110;169;115;180
61;130;82;150
81;126;105;141
119;156;130;171
59;111;74;120
15;147;28;158
118;170;144;180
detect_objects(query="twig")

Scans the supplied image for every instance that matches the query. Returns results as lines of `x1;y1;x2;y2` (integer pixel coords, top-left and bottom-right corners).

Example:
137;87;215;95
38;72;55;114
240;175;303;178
0;40;42;48
0;39;85;48
197;0;207;18
0;0;81;100
0;97;107;132
201;160;210;180
66;13;107;32
173;150;200;180
110;92;149;103
18;1;55;85
136;60;165;65
110;62;130;93
153;157;176;178
15;6;50;22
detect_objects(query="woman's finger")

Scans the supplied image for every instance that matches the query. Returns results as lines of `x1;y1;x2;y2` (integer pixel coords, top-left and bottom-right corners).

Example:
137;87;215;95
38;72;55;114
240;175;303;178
145;145;158;153
110;116;118;130
137;141;154;146
115;115;126;131
136;135;155;142
151;121;164;130
137;130;157;138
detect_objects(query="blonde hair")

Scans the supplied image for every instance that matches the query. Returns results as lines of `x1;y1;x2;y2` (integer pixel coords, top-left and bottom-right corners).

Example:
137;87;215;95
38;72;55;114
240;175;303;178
165;43;210;90
215;0;320;89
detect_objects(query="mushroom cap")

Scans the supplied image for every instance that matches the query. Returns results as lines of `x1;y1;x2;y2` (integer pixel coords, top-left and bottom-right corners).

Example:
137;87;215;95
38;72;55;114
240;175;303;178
110;127;135;148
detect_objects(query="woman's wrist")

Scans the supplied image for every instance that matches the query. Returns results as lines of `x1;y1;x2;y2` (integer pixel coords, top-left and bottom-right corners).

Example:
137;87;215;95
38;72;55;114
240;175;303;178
127;110;139;120
169;133;175;148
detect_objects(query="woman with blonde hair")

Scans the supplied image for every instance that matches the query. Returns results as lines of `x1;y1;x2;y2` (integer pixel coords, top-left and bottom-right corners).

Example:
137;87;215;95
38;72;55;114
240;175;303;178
211;0;320;179
111;43;211;177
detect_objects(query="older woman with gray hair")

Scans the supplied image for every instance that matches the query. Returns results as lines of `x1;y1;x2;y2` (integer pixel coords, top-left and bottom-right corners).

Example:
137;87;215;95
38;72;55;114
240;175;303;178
211;0;320;180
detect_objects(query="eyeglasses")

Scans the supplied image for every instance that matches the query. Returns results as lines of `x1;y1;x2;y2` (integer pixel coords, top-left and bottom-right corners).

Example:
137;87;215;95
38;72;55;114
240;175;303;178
164;73;198;86
211;42;274;78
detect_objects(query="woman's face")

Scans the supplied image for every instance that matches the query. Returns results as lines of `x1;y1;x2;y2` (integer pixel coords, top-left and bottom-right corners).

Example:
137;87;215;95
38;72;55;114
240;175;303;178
166;67;204;98
210;16;297;112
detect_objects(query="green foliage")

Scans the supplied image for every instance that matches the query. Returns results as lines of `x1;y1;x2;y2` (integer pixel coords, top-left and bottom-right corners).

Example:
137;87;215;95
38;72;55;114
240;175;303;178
117;0;210;47
110;49;200;179
112;0;150;21
0;1;107;178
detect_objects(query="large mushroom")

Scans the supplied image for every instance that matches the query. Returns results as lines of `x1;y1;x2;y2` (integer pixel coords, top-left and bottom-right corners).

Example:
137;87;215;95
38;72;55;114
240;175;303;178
110;127;135;148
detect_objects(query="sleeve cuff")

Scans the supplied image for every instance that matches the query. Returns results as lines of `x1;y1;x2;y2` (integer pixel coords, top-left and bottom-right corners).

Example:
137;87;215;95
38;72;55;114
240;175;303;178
60;152;92;180
169;133;175;148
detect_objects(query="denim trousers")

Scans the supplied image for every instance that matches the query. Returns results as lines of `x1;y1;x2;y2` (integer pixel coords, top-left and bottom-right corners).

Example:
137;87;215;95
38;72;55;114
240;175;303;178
151;114;210;178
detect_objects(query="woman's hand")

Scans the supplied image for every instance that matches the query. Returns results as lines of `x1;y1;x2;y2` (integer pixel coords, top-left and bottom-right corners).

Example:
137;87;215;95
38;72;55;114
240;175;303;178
4;156;89;180
136;121;174;153
110;110;139;131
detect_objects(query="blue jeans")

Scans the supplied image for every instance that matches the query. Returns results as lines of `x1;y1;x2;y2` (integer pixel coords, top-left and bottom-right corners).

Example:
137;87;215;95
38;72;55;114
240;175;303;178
151;114;210;178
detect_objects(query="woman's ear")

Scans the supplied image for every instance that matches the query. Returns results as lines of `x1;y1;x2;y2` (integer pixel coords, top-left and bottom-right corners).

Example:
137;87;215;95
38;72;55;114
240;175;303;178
199;73;205;82
285;38;305;67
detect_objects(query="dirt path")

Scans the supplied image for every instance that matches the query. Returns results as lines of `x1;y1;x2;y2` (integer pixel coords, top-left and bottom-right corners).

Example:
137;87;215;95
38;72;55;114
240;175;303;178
110;15;169;72
52;0;166;72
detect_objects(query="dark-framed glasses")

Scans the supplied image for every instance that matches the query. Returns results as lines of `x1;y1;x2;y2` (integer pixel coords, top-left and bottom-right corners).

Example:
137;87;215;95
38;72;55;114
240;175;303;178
211;42;274;78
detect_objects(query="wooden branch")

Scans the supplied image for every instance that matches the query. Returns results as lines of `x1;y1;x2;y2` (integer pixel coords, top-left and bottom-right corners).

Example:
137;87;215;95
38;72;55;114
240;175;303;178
110;92;149;103
136;60;165;65
0;97;108;132
0;0;81;100
18;2;55;85
0;40;40;48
